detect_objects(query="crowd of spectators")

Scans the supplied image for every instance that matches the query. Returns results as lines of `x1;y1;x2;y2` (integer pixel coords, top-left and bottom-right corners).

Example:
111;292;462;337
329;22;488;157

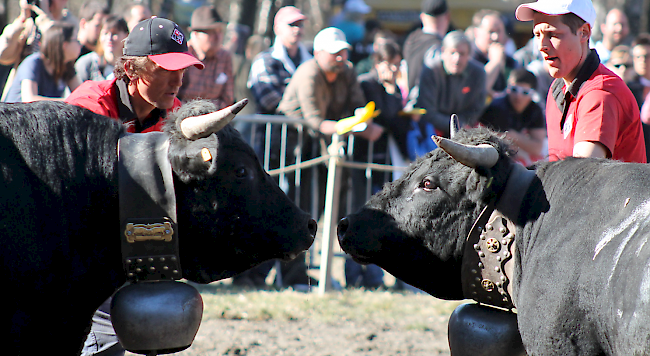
5;0;650;293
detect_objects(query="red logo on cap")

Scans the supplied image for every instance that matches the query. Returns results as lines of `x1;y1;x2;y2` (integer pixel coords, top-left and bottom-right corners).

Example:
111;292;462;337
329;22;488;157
171;28;184;45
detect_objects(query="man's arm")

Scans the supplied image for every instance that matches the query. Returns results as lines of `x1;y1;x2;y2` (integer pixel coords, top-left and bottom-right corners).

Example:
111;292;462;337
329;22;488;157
573;141;608;158
573;89;623;159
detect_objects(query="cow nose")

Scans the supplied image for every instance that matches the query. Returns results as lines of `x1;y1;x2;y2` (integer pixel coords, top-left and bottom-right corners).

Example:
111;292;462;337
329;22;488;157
308;218;318;237
337;217;349;241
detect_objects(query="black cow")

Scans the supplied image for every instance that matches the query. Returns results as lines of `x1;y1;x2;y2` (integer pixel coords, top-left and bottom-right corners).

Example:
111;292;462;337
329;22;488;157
338;127;650;355
2;100;316;355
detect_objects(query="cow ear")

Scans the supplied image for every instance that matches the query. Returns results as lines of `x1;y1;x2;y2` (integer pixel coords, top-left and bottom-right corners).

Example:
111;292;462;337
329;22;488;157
169;137;218;183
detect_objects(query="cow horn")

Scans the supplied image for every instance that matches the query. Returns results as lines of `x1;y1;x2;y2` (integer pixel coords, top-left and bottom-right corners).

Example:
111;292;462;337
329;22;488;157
180;98;248;140
431;135;499;168
449;114;460;139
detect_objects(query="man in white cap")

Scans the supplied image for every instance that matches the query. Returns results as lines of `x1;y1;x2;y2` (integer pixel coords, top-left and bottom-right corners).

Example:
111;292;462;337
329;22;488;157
277;27;382;214
278;27;381;137
515;0;646;162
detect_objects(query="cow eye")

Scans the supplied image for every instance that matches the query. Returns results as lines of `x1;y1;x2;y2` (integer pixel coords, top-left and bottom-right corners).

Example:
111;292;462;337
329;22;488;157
235;167;247;179
421;178;437;191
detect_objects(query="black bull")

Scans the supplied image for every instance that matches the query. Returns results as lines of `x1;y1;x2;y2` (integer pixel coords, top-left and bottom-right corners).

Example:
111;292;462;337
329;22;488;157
339;127;650;355
1;100;316;355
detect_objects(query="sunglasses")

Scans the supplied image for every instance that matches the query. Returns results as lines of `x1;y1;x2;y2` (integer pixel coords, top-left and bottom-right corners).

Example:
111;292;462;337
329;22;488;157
508;85;535;96
613;63;632;69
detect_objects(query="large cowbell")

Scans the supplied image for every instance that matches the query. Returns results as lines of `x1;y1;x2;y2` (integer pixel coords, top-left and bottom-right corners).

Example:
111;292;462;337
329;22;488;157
448;303;526;356
113;132;203;355
111;281;203;354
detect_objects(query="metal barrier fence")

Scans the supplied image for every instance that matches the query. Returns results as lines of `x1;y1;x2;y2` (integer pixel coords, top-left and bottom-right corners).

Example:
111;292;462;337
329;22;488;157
234;114;406;295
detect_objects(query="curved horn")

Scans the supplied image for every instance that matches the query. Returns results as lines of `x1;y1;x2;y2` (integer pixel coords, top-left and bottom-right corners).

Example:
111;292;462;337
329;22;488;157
180;98;248;140
449;114;460;139
431;135;499;169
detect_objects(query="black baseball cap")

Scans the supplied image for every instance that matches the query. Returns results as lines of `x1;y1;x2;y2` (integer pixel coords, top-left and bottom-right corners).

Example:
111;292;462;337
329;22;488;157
123;17;204;71
421;0;448;16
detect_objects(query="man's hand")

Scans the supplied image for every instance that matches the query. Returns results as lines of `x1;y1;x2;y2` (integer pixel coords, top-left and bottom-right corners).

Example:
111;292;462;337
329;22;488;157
487;42;506;67
354;122;384;142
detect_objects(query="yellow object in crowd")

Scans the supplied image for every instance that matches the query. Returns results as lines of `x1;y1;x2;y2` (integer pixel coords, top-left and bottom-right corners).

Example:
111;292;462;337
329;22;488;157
335;101;380;135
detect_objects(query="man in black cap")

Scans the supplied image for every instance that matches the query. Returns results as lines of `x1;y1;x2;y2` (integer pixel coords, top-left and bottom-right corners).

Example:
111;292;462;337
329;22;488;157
66;17;204;133
178;5;234;109
403;0;450;91
67;19;203;354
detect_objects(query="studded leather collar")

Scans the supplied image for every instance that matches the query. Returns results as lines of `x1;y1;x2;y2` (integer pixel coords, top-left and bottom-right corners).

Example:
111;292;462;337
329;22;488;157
460;163;536;310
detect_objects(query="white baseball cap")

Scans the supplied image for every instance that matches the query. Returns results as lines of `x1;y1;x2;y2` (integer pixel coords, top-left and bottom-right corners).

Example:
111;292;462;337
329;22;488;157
313;27;352;54
515;0;596;27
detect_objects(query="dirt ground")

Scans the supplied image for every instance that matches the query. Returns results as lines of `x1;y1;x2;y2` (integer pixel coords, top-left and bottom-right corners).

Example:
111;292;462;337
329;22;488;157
174;316;453;356
125;224;458;356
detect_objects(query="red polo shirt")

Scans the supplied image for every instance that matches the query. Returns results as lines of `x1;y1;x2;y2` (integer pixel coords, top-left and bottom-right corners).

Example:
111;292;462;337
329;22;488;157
546;50;646;163
65;78;181;133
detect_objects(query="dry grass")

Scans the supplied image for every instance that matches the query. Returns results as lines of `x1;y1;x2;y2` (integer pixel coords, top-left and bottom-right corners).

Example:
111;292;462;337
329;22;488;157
196;284;463;326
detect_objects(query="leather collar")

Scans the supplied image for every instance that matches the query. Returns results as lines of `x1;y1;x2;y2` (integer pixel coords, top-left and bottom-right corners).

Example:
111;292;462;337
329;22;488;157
460;163;536;310
118;132;182;282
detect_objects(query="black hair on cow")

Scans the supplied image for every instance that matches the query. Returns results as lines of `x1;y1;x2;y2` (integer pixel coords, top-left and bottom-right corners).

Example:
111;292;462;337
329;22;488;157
165;99;251;183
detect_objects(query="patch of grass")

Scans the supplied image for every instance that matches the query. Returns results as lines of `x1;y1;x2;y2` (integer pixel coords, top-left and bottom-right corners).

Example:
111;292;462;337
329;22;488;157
194;284;463;325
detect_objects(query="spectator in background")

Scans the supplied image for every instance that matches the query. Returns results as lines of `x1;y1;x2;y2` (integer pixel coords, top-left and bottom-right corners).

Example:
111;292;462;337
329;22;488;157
0;0;38;96
593;8;630;64
349;19;383;65
278;27;380;141
355;30;396;75
178;5;233;109
472;9;518;98
76;1;109;58
0;0;78;100
248;6;311;115
45;0;77;24
627;34;650;110
605;45;634;82
124;3;152;32
330;0;371;48
480;68;546;165
75;15;128;82
403;0;449;91
4;21;80;103
408;30;487;138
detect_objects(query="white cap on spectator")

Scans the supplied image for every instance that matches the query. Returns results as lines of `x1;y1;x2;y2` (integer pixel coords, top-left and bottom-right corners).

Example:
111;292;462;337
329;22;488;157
313;27;351;54
515;0;596;27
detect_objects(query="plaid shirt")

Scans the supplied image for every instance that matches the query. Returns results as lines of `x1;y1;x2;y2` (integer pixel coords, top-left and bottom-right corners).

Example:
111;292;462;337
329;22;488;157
179;47;234;110
247;40;312;114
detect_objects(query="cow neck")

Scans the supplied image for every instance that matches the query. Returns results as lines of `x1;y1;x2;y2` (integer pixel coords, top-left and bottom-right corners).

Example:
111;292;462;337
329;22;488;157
117;132;182;282
460;163;536;311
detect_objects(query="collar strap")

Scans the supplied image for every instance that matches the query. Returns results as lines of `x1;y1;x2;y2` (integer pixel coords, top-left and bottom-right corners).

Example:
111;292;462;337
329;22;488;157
118;132;182;282
461;164;536;310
